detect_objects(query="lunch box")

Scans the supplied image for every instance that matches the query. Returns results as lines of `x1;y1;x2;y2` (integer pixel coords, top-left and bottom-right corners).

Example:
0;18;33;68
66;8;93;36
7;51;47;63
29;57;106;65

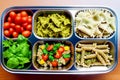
0;6;118;74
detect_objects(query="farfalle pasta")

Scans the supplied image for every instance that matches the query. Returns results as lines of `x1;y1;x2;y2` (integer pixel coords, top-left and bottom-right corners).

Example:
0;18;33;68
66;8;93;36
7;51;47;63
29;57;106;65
75;9;116;38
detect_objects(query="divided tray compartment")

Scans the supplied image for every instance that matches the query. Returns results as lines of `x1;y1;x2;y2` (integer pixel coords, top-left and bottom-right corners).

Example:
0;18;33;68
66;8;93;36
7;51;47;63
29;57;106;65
75;40;115;71
32;40;74;71
74;8;116;39
33;10;73;40
0;6;118;74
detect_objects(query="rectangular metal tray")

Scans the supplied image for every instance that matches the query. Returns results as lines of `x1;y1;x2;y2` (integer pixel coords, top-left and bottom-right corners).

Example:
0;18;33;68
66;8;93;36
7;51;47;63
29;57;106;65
0;6;118;74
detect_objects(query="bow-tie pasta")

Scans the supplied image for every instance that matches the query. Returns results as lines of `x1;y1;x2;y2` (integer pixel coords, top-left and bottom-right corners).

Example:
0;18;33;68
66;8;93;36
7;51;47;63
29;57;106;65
75;9;116;38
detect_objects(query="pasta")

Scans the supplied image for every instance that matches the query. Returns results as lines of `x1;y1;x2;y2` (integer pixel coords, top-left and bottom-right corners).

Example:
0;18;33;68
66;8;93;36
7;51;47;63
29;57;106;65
75;9;116;38
96;52;106;66
35;12;72;38
75;42;114;68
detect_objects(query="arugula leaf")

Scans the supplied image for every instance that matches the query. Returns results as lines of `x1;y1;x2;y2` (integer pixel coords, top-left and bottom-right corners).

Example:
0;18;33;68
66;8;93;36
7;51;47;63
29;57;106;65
3;50;14;59
17;35;28;43
17;57;30;64
9;45;17;54
3;39;13;48
7;57;19;69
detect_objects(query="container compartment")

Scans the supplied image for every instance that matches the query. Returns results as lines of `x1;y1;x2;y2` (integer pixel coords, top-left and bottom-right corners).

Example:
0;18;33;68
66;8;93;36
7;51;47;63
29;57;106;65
2;35;32;70
32;40;74;71
75;9;116;39
33;10;73;39
75;40;115;71
3;9;33;39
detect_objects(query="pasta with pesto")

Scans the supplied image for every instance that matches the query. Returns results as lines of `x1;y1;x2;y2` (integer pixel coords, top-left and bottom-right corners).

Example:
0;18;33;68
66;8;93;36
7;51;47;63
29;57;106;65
35;12;72;38
75;42;114;68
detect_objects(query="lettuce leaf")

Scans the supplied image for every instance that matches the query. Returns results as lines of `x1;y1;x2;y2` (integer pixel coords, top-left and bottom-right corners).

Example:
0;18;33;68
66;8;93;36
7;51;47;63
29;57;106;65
2;35;31;69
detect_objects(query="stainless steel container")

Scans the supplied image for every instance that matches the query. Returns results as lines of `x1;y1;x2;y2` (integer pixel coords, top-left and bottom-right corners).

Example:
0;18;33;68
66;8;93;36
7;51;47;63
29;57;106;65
0;6;118;74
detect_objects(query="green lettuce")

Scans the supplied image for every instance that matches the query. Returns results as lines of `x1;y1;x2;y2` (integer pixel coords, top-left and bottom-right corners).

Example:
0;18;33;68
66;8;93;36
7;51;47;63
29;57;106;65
3;35;31;69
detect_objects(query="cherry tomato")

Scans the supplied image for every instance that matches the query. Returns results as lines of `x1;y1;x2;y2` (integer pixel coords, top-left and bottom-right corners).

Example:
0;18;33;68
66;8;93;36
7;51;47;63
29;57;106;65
64;58;70;62
47;45;53;51
7;17;12;22
9;28;14;34
54;52;61;59
26;24;32;31
15;16;21;24
27;16;32;23
20;27;24;33
4;30;11;37
16;13;21;17
4;22;10;30
58;46;64;53
22;22;28;29
12;31;18;38
51;60;58;67
28;16;32;18
22;30;31;37
9;11;16;19
20;11;28;17
21;16;28;23
15;25;21;33
10;23;16;29
42;54;48;61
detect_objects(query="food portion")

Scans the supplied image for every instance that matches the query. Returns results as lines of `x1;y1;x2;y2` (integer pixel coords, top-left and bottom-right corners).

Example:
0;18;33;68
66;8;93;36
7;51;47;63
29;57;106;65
75;41;114;68
2;35;32;69
33;41;74;70
34;11;72;38
75;9;116;38
4;10;32;38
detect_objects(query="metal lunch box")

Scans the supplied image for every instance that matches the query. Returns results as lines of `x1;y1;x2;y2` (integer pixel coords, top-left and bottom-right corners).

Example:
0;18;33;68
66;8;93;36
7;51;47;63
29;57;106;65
0;6;118;74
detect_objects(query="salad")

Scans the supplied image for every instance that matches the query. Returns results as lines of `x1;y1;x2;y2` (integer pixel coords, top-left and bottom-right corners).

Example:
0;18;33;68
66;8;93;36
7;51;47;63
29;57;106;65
2;35;32;69
36;42;72;68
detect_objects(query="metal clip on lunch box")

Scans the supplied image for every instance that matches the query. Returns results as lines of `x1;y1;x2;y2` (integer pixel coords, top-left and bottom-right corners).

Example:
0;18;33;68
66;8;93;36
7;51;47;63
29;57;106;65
0;6;118;74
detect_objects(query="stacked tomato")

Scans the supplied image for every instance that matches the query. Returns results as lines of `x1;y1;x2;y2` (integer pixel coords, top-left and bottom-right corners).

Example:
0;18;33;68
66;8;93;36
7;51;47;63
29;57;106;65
4;11;32;38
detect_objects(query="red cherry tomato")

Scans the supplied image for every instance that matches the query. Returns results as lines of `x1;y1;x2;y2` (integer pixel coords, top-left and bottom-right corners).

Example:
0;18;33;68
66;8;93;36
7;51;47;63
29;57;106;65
4;22;10;30
20;11;28;17
64;58;70;62
28;16;32;19
51;60;58;67
4;30;11;37
58;46;64;53
15;16;21;24
9;28;14;34
47;45;53;51
12;31;18;38
27;16;32;23
22;30;31;37
16;13;21;17
42;54;48;61
21;16;28;23
54;52;62;59
26;24;32;31
9;11;16;19
15;25;21;33
20;27;24;33
22;22;28;29
7;17;12;22
10;23;16;29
